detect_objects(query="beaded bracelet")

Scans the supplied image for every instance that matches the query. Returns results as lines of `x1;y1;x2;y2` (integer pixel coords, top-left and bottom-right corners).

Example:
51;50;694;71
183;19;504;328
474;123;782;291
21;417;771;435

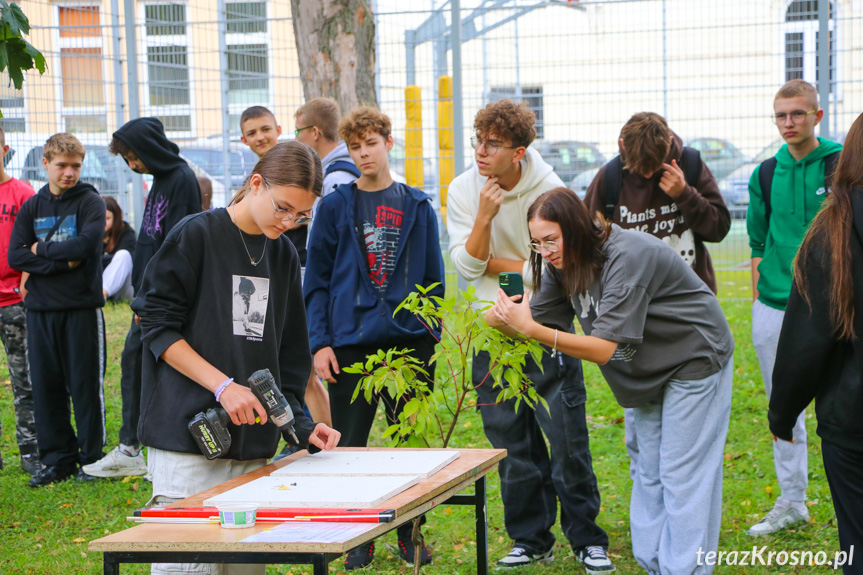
214;378;234;403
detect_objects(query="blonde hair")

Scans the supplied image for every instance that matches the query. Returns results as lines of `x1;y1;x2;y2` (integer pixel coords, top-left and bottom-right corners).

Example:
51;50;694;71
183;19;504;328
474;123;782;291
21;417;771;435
776;79;819;108
229;140;322;205
295;98;341;142
43;133;86;161
339;106;392;144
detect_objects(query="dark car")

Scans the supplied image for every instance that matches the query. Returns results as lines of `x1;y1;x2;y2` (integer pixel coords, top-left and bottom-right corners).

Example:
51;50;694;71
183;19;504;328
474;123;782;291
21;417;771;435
685;137;749;182
533;140;606;183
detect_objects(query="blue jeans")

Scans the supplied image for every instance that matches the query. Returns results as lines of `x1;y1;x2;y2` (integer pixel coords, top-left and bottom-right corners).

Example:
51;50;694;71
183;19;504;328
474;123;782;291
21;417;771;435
474;349;608;553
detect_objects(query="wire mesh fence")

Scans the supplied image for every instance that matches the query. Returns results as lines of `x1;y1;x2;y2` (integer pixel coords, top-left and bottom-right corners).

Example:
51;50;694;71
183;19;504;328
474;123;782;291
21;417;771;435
3;0;859;300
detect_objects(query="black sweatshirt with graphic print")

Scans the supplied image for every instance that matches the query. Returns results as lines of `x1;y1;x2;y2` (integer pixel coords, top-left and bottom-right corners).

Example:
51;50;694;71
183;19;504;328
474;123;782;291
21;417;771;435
8;182;106;311
112;117;201;293
131;209;318;460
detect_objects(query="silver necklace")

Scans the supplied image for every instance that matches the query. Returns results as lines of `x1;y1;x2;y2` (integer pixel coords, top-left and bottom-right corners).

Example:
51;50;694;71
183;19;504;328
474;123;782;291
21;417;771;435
232;205;267;266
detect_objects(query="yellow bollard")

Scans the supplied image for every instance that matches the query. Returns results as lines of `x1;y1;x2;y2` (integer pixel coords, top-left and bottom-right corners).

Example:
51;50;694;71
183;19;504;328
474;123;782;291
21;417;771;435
437;76;455;221
404;85;424;190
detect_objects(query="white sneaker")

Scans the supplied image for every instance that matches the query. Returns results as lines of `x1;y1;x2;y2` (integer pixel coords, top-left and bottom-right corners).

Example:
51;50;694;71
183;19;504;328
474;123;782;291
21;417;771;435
747;503;808;536
81;446;147;478
495;545;554;568
575;546;616;574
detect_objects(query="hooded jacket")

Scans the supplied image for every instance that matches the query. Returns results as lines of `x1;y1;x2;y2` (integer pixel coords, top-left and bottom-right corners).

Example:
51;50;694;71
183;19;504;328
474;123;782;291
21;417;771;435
8;182;106;311
112;118;201;292
584;132;730;294
747;137;843;310
303;182;445;354
321;141;358;197
447;147;564;303
769;188;863;452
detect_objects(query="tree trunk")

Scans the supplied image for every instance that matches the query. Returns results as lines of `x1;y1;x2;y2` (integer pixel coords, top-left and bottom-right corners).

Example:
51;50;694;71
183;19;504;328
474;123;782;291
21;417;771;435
290;0;377;112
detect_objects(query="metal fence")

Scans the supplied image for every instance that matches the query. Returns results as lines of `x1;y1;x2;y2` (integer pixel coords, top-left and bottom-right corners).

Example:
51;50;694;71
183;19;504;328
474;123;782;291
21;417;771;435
4;0;860;299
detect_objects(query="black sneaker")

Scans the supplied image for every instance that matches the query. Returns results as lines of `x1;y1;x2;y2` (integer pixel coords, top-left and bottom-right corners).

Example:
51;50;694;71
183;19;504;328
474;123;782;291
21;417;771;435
344;541;375;571
496;545;554;568
76;467;97;482
574;546;615;574
397;531;432;566
21;453;44;476
28;463;76;487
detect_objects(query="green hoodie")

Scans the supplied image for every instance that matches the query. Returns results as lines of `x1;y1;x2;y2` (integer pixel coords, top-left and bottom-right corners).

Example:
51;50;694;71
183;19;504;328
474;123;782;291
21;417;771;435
747;137;843;310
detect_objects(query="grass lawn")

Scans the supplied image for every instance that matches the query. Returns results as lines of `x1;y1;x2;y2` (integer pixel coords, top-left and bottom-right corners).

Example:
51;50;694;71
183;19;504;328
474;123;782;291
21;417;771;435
0;268;841;574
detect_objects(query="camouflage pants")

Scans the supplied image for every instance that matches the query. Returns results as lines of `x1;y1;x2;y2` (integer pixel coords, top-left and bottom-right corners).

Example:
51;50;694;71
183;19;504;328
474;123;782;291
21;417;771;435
0;303;37;455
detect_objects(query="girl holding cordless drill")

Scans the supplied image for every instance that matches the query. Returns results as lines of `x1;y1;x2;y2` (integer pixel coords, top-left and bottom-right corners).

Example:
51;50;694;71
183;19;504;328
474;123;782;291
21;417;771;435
132;141;340;575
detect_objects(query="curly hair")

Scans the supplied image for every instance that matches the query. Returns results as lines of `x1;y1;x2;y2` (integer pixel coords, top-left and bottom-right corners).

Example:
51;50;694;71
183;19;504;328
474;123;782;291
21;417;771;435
473;99;537;148
339;106;391;144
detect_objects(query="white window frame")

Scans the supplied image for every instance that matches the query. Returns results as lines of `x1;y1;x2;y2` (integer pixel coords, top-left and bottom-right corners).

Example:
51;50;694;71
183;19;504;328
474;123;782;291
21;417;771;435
0;83;27;134
53;3;109;134
225;0;273;127
140;1;196;139
777;0;842;103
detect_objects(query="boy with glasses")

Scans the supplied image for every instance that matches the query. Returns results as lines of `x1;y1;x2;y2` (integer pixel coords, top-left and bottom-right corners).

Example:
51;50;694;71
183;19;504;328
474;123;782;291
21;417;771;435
746;79;842;536
293;98;359;199
447;99;613;573
304;106;444;570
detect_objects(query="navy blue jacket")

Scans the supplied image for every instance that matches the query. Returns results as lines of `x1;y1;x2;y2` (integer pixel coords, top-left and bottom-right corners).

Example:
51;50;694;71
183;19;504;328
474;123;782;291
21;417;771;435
304;182;445;354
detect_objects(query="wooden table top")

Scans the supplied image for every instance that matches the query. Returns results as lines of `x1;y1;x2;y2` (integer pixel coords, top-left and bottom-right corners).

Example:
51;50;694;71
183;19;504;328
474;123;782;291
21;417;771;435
89;447;505;554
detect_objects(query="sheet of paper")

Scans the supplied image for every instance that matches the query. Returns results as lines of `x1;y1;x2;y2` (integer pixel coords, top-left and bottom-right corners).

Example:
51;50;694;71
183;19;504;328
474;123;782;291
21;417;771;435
240;521;378;544
271;450;460;478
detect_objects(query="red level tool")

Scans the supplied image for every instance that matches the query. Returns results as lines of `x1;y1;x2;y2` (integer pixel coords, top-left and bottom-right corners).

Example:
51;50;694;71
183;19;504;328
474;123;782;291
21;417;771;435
135;506;396;523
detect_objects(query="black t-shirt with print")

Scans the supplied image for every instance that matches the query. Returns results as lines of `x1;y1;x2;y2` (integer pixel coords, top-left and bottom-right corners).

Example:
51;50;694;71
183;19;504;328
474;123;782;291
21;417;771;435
354;183;406;293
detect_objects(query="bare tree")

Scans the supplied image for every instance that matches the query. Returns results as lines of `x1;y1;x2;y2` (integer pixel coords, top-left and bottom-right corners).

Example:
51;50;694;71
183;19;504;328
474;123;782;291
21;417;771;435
290;0;377;112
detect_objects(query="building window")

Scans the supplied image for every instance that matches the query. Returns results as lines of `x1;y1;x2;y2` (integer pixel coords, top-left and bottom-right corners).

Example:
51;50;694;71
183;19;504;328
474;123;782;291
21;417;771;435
57;6;106;133
782;0;836;96
225;2;269;112
143;3;192;134
0;83;25;132
488;85;544;140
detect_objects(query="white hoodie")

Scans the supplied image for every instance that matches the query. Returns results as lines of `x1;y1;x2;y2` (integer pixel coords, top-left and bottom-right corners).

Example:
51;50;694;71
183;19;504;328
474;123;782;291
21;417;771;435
447;147;564;303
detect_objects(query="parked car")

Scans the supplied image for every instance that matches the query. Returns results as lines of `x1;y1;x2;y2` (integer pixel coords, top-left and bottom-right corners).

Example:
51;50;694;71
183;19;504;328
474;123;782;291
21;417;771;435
533;140;605;183
568;167;600;200
179;146;258;190
685;137;749;181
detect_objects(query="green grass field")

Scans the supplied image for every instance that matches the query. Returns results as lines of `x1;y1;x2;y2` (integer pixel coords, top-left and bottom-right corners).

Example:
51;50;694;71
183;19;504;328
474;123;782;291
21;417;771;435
0;264;842;574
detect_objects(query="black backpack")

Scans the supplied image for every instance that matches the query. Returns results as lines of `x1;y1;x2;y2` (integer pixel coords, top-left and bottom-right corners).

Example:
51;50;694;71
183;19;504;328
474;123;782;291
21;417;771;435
602;146;703;220
756;151;840;223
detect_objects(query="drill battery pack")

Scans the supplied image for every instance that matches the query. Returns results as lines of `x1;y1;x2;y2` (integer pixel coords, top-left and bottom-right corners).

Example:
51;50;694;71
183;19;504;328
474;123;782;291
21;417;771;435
188;407;232;459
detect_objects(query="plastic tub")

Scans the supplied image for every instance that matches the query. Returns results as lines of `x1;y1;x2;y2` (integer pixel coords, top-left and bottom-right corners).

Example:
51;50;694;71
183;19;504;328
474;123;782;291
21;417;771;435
217;504;258;528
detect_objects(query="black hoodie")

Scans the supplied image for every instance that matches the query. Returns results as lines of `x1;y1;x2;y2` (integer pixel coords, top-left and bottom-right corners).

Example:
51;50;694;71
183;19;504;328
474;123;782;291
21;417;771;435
8;182;106;311
113;118;202;292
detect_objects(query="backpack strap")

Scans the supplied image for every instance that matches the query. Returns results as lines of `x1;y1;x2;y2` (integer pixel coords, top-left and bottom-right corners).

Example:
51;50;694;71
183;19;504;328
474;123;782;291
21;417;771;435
601;156;623;220
679;146;702;188
824;150;840;191
325;160;361;179
758;157;778;224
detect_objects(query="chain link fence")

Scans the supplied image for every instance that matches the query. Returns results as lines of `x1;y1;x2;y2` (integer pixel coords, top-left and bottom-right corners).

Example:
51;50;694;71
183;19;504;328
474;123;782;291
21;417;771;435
3;0;859;299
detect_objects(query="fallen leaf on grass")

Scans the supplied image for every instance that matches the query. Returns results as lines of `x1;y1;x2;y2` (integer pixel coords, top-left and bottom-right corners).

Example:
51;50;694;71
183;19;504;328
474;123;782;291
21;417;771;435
73;537;86;543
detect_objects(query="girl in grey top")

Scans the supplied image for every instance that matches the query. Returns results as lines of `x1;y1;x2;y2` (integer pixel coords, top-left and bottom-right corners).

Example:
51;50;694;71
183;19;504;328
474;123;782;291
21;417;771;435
486;187;734;575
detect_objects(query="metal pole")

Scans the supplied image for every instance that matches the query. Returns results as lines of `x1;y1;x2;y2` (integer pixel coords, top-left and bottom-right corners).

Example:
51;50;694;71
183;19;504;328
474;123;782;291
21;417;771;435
662;0;668;118
405;31;416;87
817;0;830;140
373;0;381;103
482;10;488;104
110;0;130;213
123;0;144;229
514;0;521;102
217;0;233;207
451;0;465;175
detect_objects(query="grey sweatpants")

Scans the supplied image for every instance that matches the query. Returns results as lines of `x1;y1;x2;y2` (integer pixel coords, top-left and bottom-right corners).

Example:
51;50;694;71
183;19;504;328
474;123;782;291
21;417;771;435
752;299;808;504
629;358;733;575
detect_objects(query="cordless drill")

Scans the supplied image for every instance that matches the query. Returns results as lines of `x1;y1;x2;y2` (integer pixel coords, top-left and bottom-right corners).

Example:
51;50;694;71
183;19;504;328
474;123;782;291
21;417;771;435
189;368;300;459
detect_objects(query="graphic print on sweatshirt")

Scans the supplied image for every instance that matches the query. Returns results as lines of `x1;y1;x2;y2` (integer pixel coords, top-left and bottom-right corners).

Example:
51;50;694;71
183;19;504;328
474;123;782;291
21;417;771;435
35;215;77;242
141;193;170;239
355;186;406;294
617;202;696;268
232;275;269;340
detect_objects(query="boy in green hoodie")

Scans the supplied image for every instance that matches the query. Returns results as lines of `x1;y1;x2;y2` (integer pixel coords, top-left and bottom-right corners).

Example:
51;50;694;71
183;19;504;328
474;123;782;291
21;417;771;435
746;79;842;536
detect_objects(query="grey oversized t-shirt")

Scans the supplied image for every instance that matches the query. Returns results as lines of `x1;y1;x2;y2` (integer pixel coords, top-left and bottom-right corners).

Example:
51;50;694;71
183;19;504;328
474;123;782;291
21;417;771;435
530;225;734;407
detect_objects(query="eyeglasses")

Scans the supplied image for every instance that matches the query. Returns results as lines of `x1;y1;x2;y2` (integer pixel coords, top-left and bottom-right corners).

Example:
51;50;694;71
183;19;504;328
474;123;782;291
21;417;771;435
264;179;312;224
470;136;519;156
294;125;315;137
772;110;818;125
528;239;560;254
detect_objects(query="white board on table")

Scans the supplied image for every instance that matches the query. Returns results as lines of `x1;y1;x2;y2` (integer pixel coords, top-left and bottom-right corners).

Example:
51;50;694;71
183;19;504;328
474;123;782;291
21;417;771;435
270;450;460;478
203;475;420;508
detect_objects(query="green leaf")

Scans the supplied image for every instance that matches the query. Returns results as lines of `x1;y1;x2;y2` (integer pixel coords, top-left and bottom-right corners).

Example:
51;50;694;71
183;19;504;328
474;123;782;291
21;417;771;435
1;2;31;37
